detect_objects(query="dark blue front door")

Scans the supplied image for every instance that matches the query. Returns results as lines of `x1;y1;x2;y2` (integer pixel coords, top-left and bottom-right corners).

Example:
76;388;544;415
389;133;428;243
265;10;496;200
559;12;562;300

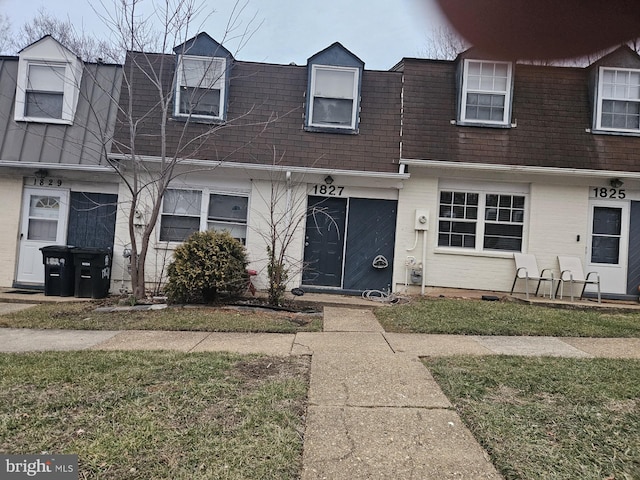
343;198;397;291
302;196;347;287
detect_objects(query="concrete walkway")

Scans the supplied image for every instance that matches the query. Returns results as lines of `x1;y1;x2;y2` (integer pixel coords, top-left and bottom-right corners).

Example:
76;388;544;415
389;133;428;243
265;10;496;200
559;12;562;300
297;307;501;479
1;301;640;479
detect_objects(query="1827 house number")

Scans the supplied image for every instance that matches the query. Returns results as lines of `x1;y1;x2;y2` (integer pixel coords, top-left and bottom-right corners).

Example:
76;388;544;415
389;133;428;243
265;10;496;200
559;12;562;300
592;187;625;199
312;185;344;196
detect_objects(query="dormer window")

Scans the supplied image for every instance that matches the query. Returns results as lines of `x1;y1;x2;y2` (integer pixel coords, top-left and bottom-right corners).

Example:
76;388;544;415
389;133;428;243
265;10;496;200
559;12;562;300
175;55;226;121
305;43;364;134
459;59;513;126
14;36;83;125
309;65;359;129
595;67;640;133
25;64;66;119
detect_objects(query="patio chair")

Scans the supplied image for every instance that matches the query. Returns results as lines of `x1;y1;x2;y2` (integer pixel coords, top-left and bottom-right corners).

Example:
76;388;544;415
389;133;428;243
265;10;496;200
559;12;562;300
555;256;601;303
510;253;555;299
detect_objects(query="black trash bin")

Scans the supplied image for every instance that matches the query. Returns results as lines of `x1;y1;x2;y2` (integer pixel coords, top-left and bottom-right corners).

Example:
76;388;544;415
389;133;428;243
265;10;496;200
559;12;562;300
72;248;112;299
40;246;76;297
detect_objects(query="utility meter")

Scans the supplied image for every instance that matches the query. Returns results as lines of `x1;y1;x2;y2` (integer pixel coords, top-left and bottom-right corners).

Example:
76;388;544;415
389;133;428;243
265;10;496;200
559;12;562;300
414;209;429;231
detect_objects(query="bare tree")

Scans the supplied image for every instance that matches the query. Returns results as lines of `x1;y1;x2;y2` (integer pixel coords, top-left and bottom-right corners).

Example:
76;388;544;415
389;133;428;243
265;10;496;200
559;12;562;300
12;7;120;61
0;14;13;55
90;0;272;300
422;25;469;60
250;150;309;306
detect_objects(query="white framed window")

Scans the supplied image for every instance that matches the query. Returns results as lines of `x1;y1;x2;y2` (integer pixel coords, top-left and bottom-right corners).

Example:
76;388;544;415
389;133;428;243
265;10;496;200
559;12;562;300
25;64;66;119
595;67;640;133
460;60;512;126
160;189;248;243
308;65;359;130
14;37;83;124
438;190;525;252
174;55;226;120
15;61;80;124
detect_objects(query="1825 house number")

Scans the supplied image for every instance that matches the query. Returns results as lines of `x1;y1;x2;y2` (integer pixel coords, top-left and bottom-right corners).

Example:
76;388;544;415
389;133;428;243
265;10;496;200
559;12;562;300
592;187;626;199
312;185;344;196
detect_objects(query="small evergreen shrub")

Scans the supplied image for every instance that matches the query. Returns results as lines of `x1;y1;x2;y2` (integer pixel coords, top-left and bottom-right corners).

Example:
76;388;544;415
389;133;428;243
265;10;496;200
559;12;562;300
164;230;248;304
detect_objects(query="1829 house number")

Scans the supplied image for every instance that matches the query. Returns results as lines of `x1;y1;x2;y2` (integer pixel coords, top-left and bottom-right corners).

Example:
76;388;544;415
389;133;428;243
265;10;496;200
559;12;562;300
32;177;63;187
312;184;344;196
592;187;626;199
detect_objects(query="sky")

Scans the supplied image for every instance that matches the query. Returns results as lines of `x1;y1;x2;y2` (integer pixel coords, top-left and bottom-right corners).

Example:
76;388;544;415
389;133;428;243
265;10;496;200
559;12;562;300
0;0;447;70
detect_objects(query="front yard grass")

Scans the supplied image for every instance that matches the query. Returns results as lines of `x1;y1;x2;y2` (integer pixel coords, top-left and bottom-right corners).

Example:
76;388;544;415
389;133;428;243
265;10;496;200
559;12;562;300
425;356;640;480
0;301;322;333
376;297;640;337
0;350;309;479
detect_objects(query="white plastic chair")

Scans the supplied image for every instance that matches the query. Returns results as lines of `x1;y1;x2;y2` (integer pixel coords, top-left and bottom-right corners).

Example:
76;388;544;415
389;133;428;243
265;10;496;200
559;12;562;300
510;253;555;299
555;256;601;303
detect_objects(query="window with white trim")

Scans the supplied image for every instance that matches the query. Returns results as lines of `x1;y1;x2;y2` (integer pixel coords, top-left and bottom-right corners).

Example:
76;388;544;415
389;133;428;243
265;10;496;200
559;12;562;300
595;67;640;133
160;189;248;243
308;65;359;129
438;190;525;252
14;37;83;124
174;55;226;120
25;64;66;119
460;60;512;125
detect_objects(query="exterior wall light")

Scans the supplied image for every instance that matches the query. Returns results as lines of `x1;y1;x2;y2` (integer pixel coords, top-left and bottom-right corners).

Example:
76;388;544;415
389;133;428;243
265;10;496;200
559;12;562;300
610;178;623;188
324;175;334;185
34;169;49;179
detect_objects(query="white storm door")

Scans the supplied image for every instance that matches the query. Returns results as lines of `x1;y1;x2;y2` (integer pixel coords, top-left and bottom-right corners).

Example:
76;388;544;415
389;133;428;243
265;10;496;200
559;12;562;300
586;201;629;295
16;188;69;284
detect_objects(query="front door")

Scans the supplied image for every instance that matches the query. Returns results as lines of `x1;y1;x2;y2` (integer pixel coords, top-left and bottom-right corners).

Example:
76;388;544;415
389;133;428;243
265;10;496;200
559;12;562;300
586;201;629;295
16;187;69;285
343;198;397;291
302;196;347;287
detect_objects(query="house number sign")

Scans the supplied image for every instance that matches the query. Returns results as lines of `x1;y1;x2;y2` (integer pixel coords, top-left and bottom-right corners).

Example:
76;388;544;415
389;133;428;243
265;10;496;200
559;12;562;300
312;184;344;196
30;177;63;187
591;187;626;199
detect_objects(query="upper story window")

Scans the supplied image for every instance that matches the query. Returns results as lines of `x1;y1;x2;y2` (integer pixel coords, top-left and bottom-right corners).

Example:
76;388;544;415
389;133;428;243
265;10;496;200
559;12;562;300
308;65;359;130
14;36;83;124
174;55;227;121
438;190;525;252
160;188;248;243
459;60;513;126
25;64;66;119
595;67;640;133
305;42;364;134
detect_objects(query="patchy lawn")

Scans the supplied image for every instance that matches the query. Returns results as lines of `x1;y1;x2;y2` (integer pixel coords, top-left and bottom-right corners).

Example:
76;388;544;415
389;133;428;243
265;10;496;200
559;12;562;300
376;297;640;337
0;301;322;333
425;356;640;480
0;351;309;479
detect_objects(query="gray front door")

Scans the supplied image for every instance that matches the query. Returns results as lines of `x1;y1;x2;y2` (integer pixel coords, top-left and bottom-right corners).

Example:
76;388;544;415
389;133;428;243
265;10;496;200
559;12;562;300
343;198;397;291
302;196;347;287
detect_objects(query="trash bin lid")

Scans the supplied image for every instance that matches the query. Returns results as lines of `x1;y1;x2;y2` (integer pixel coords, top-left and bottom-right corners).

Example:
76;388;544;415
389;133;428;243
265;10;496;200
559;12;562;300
40;245;75;253
72;247;112;254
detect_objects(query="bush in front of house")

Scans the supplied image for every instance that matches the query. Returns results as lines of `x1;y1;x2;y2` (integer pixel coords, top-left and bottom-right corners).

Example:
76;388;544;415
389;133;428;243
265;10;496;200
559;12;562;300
164;230;248;304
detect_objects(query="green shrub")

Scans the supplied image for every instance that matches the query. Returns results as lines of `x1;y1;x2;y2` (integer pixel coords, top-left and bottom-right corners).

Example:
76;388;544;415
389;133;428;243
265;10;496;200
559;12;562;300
164;230;248;304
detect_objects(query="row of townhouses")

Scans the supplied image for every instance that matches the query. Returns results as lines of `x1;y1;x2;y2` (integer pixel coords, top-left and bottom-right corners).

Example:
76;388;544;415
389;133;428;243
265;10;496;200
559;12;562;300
1;34;640;300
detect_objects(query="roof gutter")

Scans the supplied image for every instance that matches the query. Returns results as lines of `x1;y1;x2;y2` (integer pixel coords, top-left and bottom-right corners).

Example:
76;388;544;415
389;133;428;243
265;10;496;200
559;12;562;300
401;158;640;180
109;153;411;180
0;161;116;173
